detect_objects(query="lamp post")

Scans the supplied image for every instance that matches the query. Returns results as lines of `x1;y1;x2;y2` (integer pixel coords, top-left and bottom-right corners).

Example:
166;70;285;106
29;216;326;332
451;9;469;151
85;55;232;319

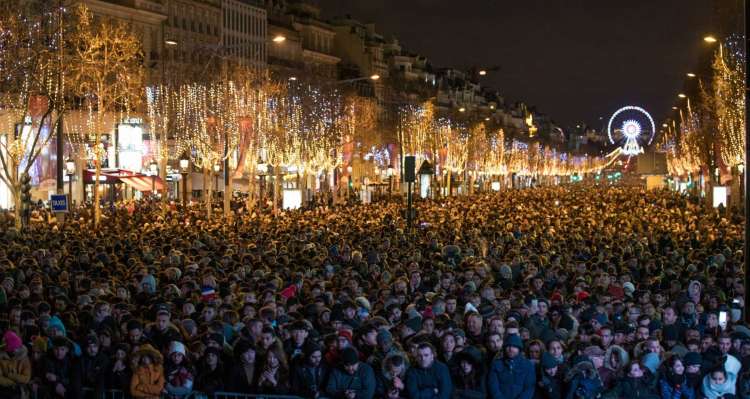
65;158;75;205
149;161;158;198
387;165;394;196
213;163;221;199
257;162;268;207
180;158;189;206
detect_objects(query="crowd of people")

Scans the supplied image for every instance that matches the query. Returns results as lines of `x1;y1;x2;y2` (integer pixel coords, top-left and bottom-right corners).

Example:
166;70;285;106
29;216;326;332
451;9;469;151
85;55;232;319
0;185;746;399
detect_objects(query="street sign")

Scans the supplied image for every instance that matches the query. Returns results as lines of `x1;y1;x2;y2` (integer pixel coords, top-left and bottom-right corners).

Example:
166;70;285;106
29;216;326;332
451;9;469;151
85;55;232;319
50;194;68;213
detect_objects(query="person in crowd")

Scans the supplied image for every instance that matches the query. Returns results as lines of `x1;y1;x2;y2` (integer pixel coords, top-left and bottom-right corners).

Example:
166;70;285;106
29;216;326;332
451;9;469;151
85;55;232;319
195;347;226;395
604;360;659;399
702;355;742;399
229;339;259;394
452;346;486;399
75;334;109;399
256;344;290;395
405;342;452;399
130;344;165;399
292;341;329;398
164;341;194;398
488;334;535;399
658;355;695;399
0;330;31;399
536;352;563;399
326;347;376;399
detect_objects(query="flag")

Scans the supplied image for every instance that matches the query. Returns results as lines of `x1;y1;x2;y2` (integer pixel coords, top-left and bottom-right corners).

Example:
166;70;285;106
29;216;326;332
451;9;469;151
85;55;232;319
201;286;217;302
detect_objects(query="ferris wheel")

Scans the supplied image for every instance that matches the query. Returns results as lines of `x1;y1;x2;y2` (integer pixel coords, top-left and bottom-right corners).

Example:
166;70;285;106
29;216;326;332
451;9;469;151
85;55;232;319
607;105;656;156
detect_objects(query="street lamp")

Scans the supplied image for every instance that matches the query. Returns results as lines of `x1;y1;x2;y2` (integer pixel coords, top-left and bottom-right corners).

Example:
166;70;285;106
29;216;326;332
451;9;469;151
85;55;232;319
478;69;487;76
257;162;268;205
65;158;75;203
678;93;687;98
165;39;178;46
149;160;158;196
273;35;286;43
704;35;718;43
213;163;221;198
458;107;466;113
370;74;380;81
687;72;696;78
180;157;189;206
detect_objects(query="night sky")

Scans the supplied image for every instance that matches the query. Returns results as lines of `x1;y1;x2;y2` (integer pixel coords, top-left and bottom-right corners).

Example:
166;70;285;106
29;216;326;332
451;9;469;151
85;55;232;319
317;0;715;129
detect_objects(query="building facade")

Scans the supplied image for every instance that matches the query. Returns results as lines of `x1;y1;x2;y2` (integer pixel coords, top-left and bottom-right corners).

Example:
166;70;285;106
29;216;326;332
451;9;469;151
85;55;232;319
222;0;267;69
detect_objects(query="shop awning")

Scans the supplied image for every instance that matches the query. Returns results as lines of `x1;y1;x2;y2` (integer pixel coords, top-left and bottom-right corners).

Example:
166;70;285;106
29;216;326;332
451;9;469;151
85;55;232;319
83;169;165;192
119;175;165;192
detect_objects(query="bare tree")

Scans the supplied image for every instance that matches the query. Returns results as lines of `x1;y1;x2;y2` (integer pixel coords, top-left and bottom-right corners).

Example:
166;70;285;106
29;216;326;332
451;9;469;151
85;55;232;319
0;0;68;228
69;4;144;227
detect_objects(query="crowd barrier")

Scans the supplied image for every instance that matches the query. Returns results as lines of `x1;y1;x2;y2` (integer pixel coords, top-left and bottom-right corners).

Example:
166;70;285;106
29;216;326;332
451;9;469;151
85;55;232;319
30;388;311;399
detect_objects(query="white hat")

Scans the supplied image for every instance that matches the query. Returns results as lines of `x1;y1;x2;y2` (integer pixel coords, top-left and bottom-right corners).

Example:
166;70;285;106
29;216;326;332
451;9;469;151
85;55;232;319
622;282;635;295
169;341;186;356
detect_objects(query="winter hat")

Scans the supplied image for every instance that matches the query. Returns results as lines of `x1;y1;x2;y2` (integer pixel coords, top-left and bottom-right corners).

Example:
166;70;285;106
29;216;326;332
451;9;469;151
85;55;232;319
622;282;635;296
576;291;590;302
341;347;358;366
584;345;605;357
684;351;702;367
376;328;393;346
404;317;422;333
47;316;66;336
169;341;186;356
3;331;22;352
355;297;371;311
302;341;322;358
32;336;47;353
541;352;558;369
504;334;524;350
337;330;353;343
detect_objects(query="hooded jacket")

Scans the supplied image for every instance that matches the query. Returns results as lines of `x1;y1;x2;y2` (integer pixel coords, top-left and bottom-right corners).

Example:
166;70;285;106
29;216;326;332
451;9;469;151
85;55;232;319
130;344;165;399
0;346;31;389
564;359;604;399
701;355;741;399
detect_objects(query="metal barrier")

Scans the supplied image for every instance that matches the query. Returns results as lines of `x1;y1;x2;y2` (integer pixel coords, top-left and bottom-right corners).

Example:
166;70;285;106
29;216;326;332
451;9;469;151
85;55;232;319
29;386;320;399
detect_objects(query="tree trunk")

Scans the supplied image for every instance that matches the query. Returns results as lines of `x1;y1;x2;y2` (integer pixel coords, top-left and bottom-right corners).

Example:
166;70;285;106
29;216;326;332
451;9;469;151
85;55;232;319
205;167;212;220
730;166;741;209
13;186;21;230
224;171;232;219
272;166;280;215
94;158;101;227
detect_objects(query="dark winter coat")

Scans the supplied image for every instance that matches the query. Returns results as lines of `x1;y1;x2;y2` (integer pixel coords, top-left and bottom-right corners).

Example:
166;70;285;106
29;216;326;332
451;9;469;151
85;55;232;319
604;374;659;399
195;363;226;394
487;355;536;399
564;361;604;399
325;362;376;399
227;362;256;394
658;373;695;399
405;361;453;399
291;361;328;398
535;371;564;399
75;351;110;398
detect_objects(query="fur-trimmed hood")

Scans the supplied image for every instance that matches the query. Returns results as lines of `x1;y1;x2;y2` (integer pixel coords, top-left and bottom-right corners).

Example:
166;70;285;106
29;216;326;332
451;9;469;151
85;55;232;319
604;345;629;371
131;344;163;368
565;360;600;383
